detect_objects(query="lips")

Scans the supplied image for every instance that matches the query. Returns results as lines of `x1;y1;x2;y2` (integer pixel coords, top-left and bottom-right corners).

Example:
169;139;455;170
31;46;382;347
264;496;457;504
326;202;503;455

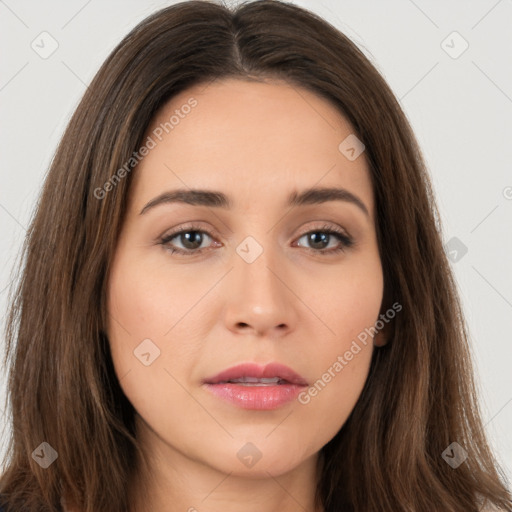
203;362;308;410
203;362;308;386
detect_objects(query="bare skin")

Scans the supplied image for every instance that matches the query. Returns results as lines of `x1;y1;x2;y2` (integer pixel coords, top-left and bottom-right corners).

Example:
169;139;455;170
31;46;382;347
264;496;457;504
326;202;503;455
105;77;387;512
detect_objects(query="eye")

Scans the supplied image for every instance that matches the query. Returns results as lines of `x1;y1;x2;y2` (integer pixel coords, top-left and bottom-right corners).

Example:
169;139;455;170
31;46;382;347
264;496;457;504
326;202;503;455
294;224;354;255
159;223;217;255
159;222;354;256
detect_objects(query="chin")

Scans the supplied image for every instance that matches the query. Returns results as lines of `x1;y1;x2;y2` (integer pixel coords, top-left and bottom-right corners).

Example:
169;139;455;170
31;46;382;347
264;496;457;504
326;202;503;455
199;435;318;478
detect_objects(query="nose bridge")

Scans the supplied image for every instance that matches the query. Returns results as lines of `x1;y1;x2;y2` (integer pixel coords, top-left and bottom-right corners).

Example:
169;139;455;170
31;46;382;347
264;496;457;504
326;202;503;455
223;228;297;334
235;230;285;303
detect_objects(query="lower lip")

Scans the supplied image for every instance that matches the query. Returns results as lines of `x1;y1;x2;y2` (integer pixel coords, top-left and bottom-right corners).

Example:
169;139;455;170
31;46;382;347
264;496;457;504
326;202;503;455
203;383;306;410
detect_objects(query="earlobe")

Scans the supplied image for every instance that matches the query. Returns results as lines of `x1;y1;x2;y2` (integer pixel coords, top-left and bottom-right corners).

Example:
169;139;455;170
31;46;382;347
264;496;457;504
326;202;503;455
373;295;398;347
373;330;388;347
373;312;393;347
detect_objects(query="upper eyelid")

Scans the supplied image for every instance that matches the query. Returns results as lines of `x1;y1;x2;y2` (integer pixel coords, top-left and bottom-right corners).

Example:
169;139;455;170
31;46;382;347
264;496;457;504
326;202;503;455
161;222;351;240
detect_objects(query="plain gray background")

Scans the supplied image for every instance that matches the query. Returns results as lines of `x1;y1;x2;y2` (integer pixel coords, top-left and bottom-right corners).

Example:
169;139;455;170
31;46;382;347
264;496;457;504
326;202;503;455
1;0;511;483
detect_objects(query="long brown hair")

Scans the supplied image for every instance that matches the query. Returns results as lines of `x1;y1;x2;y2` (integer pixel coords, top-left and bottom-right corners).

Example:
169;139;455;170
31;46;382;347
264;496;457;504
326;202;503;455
1;1;510;511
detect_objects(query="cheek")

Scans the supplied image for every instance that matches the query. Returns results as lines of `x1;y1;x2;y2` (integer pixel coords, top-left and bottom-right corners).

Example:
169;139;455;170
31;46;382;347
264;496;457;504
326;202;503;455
293;312;376;447
107;254;192;339
304;249;384;348
104;250;204;405
106;247;214;359
294;257;382;434
105;259;204;440
297;341;373;436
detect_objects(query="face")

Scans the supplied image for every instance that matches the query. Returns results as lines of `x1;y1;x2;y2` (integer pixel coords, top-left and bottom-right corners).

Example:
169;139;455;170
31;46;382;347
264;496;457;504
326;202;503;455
106;78;386;479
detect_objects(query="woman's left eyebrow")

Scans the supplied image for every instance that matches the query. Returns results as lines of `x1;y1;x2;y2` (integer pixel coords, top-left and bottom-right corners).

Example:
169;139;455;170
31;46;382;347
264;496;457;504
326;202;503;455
139;186;369;218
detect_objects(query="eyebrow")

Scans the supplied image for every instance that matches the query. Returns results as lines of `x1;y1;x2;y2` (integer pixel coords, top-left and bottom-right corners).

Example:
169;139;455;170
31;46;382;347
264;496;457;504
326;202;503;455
139;186;370;218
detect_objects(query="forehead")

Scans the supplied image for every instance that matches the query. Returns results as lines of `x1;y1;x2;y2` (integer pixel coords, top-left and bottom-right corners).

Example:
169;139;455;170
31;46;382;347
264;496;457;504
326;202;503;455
129;78;374;218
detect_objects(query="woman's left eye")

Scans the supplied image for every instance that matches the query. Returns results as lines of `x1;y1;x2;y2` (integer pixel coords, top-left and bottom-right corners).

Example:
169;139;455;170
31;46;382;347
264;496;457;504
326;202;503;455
159;223;354;256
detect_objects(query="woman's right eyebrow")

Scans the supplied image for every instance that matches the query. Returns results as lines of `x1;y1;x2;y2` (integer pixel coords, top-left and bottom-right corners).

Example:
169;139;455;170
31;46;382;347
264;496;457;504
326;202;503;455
139;186;369;219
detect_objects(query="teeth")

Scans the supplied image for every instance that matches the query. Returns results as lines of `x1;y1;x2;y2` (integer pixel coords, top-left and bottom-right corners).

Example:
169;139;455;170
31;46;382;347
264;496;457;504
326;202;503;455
227;377;283;385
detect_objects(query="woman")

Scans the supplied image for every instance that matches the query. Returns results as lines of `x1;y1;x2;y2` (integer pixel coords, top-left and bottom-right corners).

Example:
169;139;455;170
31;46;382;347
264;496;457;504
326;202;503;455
1;1;510;511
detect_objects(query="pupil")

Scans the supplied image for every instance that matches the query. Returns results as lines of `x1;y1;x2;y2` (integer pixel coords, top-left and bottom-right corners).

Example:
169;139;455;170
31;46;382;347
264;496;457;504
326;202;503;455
309;232;328;249
182;231;202;249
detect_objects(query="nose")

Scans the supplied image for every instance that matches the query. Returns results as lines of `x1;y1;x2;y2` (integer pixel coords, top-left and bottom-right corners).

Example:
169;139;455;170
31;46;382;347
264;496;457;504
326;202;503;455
222;247;299;339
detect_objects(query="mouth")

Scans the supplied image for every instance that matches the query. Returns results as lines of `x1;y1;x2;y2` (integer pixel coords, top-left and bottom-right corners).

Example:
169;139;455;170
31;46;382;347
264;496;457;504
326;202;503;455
217;376;290;386
203;362;308;386
203;362;308;410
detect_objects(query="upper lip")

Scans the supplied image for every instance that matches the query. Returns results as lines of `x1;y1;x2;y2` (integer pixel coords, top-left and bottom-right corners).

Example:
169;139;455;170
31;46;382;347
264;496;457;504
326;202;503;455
203;362;308;386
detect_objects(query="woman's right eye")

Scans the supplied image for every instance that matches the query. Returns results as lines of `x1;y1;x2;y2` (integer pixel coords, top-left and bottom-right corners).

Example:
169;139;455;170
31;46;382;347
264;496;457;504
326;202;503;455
160;227;216;255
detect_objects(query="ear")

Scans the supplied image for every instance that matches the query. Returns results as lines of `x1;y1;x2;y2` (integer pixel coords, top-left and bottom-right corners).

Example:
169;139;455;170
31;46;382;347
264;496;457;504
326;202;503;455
373;325;390;347
373;307;395;347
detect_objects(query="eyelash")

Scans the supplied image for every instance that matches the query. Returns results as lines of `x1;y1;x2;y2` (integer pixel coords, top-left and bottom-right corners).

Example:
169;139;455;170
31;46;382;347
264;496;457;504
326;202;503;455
159;223;354;257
